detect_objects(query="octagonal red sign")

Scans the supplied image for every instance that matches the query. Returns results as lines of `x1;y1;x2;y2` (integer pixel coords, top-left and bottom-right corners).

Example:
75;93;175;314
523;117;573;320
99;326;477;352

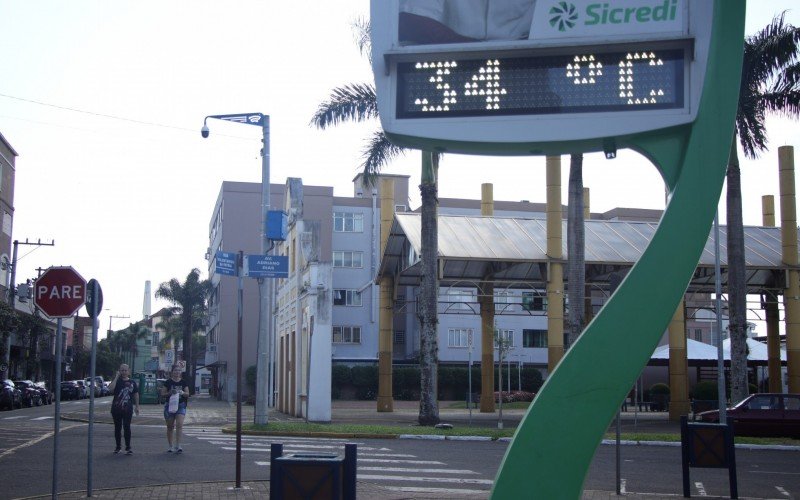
33;266;87;318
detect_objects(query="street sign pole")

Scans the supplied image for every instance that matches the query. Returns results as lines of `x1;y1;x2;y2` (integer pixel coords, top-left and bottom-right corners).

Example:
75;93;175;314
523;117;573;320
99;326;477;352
52;317;62;500
235;251;244;489
256;116;271;424
86;279;102;497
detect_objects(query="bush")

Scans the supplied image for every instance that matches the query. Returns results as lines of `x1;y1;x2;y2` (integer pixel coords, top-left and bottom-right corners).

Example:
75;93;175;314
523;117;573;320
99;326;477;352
649;383;670;395
331;364;352;400
691;381;718;400
393;367;420;400
245;365;257;394
351;365;378;400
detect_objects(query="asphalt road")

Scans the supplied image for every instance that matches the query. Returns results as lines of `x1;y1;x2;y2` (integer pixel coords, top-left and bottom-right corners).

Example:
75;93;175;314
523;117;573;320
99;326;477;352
2;399;800;499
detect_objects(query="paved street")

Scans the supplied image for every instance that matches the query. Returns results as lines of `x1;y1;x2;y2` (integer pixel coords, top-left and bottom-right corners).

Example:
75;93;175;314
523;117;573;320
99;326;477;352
1;395;799;499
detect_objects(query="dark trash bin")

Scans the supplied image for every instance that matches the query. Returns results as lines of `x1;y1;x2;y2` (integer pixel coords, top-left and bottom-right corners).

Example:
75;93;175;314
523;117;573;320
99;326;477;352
270;442;356;500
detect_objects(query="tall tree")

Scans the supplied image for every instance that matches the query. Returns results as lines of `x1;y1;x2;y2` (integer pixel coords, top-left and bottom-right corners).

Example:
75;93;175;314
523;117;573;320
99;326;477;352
119;322;150;370
311;19;440;425
155;269;212;394
566;153;586;348
727;13;800;404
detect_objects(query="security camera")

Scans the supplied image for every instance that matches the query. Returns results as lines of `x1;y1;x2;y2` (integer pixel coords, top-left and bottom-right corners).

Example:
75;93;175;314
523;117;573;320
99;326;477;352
201;125;210;138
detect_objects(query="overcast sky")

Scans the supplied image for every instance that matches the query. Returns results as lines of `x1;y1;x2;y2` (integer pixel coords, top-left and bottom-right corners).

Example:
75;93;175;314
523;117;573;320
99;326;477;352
0;1;798;337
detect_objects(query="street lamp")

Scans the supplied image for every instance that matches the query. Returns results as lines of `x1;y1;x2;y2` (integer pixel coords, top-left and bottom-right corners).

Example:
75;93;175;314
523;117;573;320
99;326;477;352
202;113;272;425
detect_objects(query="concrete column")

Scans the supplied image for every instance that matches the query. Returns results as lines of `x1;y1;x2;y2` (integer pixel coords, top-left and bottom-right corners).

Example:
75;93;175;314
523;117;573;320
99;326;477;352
762;195;782;391
668;300;690;420
546;156;565;372
479;183;496;412
779;146;800;393
377;178;396;412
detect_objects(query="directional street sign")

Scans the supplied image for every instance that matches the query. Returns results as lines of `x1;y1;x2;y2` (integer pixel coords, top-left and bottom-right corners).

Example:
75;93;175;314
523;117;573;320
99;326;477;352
215;251;239;277
245;255;288;278
34;266;87;318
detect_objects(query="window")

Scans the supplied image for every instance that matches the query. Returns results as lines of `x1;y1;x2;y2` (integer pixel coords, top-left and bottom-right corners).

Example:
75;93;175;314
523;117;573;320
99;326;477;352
152;332;160;346
333;289;362;306
444;289;474;312
523;329;547;348
333;326;361;344
394;330;406;344
448;328;472;348
333;212;364;232
494;329;515;348
333;251;363;268
693;328;703;342
495;291;514;313
785;396;800;411
522;292;547;312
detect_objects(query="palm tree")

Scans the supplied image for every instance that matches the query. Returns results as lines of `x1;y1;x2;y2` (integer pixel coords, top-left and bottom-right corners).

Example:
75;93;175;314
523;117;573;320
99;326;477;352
727;13;800;404
120;322;150;371
155;269;212;394
311;19;440;425
566;153;585;348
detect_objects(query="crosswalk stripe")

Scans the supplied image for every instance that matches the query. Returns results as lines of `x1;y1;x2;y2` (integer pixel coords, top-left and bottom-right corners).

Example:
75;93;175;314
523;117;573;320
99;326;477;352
384;486;488;495
2;416;25;420
358;458;444;465
359;467;477;474
31;416;53;421
358;474;493;485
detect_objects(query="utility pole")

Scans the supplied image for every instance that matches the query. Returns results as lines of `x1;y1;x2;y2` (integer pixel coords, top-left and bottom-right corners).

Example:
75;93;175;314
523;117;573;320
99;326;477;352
2;239;54;380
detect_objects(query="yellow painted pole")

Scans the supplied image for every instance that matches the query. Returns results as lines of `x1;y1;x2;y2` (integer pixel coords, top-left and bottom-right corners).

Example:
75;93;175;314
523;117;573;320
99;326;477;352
546;156;565;372
762;194;782;392
668;300;690;420
779;146;799;393
377;178;395;412
480;183;496;412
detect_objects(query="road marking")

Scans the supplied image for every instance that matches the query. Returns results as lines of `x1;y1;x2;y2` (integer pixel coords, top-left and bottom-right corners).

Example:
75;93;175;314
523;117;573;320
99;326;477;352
358;474;493;485
359;458;444;465
359;466;477;474
384;486;488;495
0;424;81;460
31;416;54;420
221;444;388;452
1;416;25;420
620;478;627;494
750;471;800;475
775;486;791;498
694;482;707;496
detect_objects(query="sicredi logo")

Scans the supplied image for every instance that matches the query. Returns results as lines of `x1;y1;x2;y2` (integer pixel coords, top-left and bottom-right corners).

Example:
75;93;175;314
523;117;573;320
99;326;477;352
540;0;683;37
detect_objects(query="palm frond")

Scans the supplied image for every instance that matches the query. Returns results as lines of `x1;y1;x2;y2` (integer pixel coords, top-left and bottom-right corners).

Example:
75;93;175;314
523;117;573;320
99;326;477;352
359;129;406;187
352;17;372;64
310;83;378;129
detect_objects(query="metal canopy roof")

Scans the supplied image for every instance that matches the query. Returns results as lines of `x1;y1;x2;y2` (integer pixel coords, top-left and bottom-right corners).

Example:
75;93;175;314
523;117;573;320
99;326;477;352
379;213;792;293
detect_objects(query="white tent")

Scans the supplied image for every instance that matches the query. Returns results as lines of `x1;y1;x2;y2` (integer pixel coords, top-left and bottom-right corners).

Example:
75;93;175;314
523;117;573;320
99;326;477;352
651;338;786;363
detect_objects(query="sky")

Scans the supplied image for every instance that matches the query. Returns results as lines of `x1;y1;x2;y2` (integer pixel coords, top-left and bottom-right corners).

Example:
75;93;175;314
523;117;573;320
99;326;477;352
0;1;798;337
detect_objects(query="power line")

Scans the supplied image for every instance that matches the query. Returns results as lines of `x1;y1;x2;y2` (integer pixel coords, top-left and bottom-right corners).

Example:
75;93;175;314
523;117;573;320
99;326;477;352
0;92;255;140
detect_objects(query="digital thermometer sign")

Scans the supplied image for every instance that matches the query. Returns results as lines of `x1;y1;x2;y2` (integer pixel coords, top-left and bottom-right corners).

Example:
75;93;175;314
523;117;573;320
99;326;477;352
396;47;684;118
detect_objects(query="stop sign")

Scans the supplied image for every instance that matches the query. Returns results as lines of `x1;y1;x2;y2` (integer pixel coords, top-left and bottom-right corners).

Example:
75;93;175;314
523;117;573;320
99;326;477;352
33;266;87;318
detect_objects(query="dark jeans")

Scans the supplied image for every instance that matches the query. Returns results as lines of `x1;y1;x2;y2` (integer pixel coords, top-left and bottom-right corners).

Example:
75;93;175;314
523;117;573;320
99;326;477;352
112;410;133;449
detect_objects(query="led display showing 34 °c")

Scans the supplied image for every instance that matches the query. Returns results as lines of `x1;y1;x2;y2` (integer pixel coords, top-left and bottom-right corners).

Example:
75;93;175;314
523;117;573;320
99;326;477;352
396;47;685;119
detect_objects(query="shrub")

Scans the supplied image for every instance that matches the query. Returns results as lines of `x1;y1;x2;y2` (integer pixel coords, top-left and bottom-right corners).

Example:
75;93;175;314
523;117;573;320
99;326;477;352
393;367;420;400
245;365;257;394
649;383;670;395
691;381;718;400
331;364;352;400
351;365;378;400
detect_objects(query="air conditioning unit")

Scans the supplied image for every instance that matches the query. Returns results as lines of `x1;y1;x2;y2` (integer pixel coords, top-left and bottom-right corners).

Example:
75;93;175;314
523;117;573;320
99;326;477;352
208;345;217;352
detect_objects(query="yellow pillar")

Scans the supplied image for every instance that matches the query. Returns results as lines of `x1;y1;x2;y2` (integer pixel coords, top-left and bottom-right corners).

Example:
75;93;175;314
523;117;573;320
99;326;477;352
762;195;782;392
779;146;800;393
479;183;496;412
377;178;395;412
668;300;690;420
546;156;565;372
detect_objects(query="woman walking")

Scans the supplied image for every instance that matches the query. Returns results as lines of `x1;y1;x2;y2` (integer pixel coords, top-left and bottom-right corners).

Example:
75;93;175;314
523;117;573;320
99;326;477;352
108;364;140;455
161;364;190;453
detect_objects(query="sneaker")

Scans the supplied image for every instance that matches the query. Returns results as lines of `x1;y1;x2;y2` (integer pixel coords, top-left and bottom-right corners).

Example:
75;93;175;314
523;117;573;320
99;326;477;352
167;447;174;453
125;448;133;455
114;448;121;454
176;446;183;454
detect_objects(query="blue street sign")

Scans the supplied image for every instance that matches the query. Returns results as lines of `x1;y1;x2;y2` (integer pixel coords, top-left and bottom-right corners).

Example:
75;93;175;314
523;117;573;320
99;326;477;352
215;251;239;276
245;255;288;278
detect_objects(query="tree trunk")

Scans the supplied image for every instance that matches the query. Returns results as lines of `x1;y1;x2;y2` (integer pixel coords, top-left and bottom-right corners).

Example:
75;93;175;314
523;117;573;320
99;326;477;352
418;152;440;426
726;138;749;404
567;153;586;348
183;320;195;395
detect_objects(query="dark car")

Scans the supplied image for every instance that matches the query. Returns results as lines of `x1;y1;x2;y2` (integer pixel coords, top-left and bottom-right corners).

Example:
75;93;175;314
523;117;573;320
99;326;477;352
1;379;22;410
73;380;88;399
34;381;53;405
14;380;42;407
697;393;800;438
61;380;81;400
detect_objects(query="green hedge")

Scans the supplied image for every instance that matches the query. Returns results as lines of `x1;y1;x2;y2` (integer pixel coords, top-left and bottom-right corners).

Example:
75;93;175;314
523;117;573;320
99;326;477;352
332;363;543;400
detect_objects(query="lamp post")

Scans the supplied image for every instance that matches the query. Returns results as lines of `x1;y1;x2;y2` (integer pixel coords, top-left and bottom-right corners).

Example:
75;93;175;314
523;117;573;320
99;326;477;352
202;113;272;425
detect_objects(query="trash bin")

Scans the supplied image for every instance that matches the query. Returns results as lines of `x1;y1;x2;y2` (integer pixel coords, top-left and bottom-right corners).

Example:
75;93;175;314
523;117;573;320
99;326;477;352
270;443;356;500
134;374;159;405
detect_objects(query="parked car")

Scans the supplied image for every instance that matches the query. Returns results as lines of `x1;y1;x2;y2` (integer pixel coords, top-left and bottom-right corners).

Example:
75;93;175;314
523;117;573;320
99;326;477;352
156;379;167;404
697;393;800;438
1;379;22;410
14;380;42;407
34;381;53;405
84;377;102;397
102;381;110;397
73;380;89;399
61;380;81;400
